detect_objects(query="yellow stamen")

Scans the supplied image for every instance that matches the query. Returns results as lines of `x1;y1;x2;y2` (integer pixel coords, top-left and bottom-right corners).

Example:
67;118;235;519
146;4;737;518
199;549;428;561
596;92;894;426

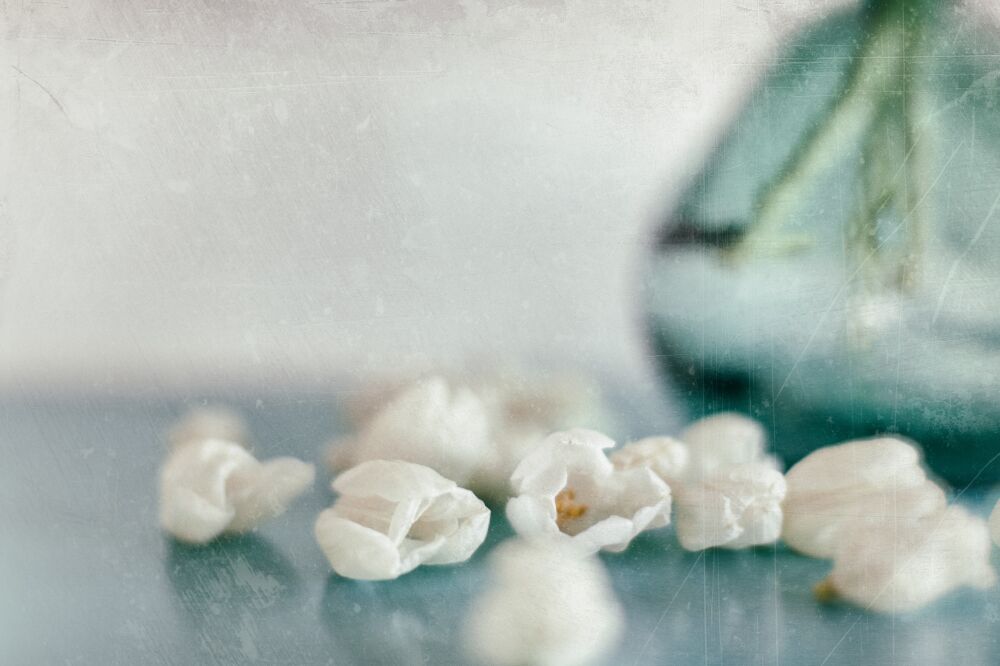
814;578;839;604
555;488;588;529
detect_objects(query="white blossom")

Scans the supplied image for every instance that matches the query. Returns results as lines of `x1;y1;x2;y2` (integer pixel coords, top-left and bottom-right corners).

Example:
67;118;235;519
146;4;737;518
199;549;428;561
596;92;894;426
783;437;946;558
506;429;671;553
167;406;249;449
463;539;623;666
326;377;491;486
609;436;689;484
314;459;490;580
673;462;786;551
680;412;779;480
159;438;315;545
817;506;996;613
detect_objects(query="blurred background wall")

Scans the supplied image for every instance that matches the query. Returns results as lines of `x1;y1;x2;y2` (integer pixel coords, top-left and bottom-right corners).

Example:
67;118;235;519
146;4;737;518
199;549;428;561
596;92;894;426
1;0;855;393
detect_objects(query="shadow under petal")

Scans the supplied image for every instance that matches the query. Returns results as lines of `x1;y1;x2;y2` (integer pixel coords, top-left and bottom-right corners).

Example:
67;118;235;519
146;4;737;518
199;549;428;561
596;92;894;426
320;561;485;666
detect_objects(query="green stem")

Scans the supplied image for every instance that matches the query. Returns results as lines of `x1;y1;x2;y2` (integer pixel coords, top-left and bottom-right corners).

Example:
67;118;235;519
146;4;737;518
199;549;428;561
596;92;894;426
730;1;910;259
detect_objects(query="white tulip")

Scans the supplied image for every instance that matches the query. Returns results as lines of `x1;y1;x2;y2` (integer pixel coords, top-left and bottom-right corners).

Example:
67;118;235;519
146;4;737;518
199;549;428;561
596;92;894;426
463;539;623;666
673;463;787;551
783;437;946;558
314;459;490;580
506;429;671;553
610;436;689;484
817;506;996;613
159;438;315;545
327;377;491;486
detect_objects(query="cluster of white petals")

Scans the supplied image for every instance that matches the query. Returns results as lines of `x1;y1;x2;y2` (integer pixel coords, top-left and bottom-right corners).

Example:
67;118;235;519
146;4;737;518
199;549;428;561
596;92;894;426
314;460;490;580
819;506;996;613
327;377;491;486
783;437;946;558
159;435;315;545
463;539;623;666
609;436;689;484
673;463;786;551
329;371;611;502
611;413;785;551
506;429;671;553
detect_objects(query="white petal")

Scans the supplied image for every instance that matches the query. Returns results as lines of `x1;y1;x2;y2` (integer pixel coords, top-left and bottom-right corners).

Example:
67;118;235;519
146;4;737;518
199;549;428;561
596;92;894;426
314;510;407;580
506;429;671;553
159;436;313;544
675;463;785;551
681;413;775;479
506;493;562;535
826;506;997;613
316;460;490;580
159;439;255;544
610;436;689;483
226;457;315;534
330;377;490;485
463;539;623;666
783;437;946;558
510;429;615;497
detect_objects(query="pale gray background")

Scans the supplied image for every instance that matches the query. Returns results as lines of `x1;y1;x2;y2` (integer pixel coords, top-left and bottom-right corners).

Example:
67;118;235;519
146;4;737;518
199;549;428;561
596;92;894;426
0;0;862;392
7;0;995;392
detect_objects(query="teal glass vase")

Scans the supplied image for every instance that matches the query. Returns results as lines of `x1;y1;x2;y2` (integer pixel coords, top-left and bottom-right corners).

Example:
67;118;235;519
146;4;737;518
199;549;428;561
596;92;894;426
646;0;1000;484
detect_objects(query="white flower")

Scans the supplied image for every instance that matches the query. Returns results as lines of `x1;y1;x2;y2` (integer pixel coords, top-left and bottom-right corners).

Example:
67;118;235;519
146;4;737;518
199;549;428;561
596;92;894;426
327;377;491;486
816;506;996;613
167;406;249;449
680;412;779;480
782;437;946;558
314;459;490;580
506;429;671;553
159;438;315;545
673;462;786;551
463;539;623;666
990;498;1000;547
610;436;689;484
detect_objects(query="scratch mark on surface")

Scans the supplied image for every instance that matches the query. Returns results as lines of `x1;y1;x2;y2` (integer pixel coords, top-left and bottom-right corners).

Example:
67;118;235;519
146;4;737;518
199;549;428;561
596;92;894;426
774;141;964;401
10;65;69;119
633;551;705;665
931;186;1000;325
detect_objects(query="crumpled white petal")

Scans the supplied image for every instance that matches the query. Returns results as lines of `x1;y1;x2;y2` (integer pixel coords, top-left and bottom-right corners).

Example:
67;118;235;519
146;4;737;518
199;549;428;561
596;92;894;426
673;463;786;551
680;412;779;481
610;436;689;484
327;377;491;486
819;505;996;613
783;437;946;558
314;459;490;580
159;438;315;544
167;406;249;449
463;539;623;666
506;429;671;553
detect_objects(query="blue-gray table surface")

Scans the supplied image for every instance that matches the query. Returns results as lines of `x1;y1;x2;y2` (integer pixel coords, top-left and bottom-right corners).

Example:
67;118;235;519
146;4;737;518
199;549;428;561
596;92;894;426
3;392;999;665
